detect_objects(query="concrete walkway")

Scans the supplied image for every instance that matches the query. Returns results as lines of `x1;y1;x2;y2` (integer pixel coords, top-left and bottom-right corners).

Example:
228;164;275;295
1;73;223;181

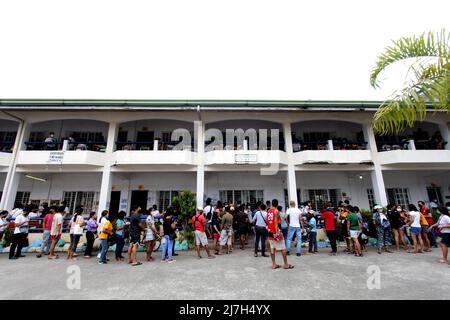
1;246;449;300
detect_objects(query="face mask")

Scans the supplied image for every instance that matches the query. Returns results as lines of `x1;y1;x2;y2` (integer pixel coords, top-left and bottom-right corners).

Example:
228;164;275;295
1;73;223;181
397;208;402;212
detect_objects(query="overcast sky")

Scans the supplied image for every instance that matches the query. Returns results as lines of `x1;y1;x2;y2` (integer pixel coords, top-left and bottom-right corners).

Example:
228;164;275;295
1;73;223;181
0;0;449;101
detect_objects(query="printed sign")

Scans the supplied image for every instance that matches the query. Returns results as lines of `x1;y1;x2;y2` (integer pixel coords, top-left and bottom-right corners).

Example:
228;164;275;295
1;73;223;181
235;153;257;164
47;151;65;164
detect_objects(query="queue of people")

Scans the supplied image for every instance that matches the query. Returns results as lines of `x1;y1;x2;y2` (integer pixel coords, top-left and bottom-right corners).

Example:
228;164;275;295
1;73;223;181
2;198;450;269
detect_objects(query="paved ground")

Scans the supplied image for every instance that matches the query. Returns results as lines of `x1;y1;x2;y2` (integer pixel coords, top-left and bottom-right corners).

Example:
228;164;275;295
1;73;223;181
1;244;450;300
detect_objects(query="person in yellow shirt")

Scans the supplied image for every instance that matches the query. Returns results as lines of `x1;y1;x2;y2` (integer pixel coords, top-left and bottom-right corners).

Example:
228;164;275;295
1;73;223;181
99;211;113;264
419;212;431;252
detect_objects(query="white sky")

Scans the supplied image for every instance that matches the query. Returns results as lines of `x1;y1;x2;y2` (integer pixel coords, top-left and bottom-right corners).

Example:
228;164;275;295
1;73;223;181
0;0;449;101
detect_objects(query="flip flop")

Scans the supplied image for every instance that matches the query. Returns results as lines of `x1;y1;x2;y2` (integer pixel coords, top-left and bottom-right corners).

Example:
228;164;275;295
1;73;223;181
131;262;142;266
284;264;294;269
272;264;281;269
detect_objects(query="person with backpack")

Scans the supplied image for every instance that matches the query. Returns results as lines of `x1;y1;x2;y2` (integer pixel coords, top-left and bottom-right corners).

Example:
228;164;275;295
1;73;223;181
160;208;177;263
250;203;269;257
192;208;215;259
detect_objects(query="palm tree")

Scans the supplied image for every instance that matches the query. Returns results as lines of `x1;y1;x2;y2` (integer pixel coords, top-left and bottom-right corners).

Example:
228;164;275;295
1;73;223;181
370;30;450;134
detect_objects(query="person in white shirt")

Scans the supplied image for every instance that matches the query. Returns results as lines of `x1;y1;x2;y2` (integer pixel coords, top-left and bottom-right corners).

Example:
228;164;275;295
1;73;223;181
9;207;31;260
406;204;425;254
250;203;269;257
428;206;450;263
285;201;305;256
0;210;9;242
145;209;158;261
9;204;24;219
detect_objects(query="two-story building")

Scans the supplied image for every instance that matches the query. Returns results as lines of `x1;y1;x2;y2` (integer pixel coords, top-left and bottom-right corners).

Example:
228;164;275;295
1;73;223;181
0;99;449;214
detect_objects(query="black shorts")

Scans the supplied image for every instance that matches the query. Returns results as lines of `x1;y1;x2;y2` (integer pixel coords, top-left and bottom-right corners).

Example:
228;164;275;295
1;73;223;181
441;233;450;247
130;235;140;245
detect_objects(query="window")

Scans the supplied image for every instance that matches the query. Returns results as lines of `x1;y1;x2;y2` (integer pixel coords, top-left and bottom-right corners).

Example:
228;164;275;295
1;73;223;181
15;192;31;206
307;189;339;210
158;191;179;212
219;190;264;209
367;188;375;209
70;131;104;142
386;188;410;207
63;191;98;215
426;186;443;204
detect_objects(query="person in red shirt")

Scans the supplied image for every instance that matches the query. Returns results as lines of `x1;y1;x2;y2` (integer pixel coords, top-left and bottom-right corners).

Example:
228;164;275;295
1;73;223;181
267;199;293;270
192;208;215;259
418;201;437;248
322;203;337;255
36;208;54;258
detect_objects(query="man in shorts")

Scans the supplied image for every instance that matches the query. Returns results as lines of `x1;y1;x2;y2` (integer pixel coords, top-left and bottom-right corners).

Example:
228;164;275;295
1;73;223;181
347;206;362;257
192;208;215;259
267;199;293;270
219;207;234;255
128;206;144;266
49;207;63;260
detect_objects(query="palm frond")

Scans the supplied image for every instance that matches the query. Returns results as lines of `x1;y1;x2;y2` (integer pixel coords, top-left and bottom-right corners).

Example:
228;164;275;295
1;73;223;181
370;30;450;88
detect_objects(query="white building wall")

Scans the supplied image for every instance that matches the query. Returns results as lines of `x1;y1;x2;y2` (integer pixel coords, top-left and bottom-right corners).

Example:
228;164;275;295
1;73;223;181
18;173;102;201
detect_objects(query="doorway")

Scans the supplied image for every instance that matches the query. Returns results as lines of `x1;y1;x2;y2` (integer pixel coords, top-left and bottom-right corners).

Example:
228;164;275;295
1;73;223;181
109;191;121;215
130;190;148;214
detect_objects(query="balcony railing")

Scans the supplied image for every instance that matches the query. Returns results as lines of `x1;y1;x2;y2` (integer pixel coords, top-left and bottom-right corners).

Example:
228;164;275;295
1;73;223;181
25;141;106;152
293;140;367;152
115;140;194;151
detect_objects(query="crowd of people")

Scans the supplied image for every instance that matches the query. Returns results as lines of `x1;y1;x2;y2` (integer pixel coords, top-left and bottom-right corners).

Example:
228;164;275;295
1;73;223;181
1;197;450;269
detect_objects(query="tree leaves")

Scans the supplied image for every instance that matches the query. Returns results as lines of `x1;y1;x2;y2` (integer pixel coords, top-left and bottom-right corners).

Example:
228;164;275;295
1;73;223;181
370;30;450;134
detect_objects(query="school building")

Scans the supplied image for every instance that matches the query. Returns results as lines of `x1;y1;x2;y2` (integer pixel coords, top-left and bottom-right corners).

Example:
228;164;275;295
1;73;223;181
0;99;449;214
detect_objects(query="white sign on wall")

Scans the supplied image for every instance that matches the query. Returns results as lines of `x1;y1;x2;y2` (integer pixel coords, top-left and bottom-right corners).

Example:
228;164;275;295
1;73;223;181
47;151;65;164
235;153;257;164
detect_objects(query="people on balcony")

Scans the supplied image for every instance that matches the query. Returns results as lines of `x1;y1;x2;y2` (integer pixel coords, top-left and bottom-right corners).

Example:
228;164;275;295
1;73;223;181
44;132;58;150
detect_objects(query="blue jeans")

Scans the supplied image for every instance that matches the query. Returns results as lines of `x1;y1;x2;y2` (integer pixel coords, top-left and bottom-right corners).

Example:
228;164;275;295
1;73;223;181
286;226;302;254
161;235;173;261
99;239;108;263
281;227;288;246
115;234;125;259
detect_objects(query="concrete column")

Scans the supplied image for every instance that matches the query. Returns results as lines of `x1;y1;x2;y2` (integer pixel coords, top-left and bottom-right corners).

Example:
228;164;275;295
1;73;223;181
439;123;450;150
408;139;416;150
195;120;205;207
327;139;333;150
283;122;298;204
371;165;388;207
97;122;118;213
1;120;28;210
362;123;378;153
